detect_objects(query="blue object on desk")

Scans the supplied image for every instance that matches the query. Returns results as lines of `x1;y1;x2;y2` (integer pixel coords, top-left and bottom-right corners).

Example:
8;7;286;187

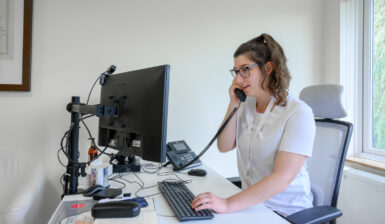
124;197;148;208
83;185;105;197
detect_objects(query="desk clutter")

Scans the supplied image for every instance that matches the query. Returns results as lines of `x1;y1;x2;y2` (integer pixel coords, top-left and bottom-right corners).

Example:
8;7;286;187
49;198;157;224
81;180;213;222
50;163;290;224
83;175;213;222
50;160;214;224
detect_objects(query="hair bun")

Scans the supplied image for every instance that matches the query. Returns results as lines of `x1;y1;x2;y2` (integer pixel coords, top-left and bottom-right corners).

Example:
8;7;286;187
255;35;266;44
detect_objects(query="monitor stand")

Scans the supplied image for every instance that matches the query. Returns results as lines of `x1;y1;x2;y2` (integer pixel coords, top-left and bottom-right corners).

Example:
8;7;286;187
112;154;141;173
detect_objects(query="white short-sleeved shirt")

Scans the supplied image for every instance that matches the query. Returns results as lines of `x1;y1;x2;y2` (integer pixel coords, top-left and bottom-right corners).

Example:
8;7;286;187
236;94;315;216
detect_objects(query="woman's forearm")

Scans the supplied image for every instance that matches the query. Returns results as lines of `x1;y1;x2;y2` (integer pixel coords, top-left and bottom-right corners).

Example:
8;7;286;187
225;152;307;212
226;173;289;212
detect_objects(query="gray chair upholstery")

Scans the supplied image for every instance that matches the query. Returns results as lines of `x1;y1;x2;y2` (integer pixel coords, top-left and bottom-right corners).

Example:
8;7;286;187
286;84;353;224
299;84;347;119
228;84;353;224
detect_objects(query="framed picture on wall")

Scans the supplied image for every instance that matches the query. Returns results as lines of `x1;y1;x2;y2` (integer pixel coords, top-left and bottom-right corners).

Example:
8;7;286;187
0;0;33;91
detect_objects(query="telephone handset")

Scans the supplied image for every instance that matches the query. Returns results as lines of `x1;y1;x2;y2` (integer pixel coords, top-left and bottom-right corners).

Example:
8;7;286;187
235;88;246;102
166;140;202;170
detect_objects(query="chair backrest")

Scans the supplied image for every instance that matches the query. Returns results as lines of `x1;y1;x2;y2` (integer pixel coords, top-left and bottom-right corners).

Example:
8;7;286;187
299;84;353;207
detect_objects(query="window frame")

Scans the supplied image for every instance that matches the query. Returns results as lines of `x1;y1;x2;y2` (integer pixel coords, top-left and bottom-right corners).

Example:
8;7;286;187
362;0;385;157
341;0;385;163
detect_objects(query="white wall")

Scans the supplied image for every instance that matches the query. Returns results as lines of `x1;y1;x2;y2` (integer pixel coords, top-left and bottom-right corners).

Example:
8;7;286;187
0;0;339;222
322;0;341;84
338;168;385;224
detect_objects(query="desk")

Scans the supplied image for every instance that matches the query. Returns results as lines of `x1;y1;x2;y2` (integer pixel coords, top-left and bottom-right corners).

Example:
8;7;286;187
49;163;289;224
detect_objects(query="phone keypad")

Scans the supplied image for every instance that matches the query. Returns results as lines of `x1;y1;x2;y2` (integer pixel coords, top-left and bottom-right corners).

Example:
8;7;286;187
181;153;193;164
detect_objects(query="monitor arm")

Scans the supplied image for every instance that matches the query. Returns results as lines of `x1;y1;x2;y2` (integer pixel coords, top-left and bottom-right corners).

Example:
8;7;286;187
63;96;118;196
66;102;117;117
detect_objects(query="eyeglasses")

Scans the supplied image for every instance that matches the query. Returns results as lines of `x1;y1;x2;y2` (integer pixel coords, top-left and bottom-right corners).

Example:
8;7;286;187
230;63;259;79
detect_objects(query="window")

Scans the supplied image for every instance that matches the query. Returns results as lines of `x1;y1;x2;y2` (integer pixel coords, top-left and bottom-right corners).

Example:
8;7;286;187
363;0;385;157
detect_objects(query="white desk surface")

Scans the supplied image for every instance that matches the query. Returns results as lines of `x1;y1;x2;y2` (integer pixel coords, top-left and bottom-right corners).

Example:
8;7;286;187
52;163;289;224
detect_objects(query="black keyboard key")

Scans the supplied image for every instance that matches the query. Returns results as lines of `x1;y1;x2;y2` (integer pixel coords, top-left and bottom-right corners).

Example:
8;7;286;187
158;181;214;222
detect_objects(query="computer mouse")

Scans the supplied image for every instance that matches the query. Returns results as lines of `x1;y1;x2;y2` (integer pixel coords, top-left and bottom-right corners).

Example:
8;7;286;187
91;201;141;218
83;185;105;197
92;188;122;200
188;168;207;177
124;197;148;207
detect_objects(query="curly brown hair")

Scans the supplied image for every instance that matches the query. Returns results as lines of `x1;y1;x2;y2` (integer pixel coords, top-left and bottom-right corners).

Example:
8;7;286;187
233;33;291;106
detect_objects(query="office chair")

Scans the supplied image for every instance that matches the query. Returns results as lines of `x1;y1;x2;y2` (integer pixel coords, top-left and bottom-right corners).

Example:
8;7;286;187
228;84;353;224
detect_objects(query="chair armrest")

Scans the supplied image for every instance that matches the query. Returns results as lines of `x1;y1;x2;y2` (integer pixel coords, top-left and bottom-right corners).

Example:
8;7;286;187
285;206;342;224
227;177;242;189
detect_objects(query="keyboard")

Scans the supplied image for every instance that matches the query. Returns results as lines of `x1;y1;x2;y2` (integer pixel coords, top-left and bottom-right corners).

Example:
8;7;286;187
158;181;214;221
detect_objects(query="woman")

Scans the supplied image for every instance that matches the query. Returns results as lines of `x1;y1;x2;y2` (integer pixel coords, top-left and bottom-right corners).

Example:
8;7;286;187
191;33;315;216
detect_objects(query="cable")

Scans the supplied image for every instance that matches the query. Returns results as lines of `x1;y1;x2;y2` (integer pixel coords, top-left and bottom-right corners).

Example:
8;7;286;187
157;171;192;184
81;119;93;141
60;173;65;188
132;172;145;188
79;117;114;156
174;102;241;171
59;114;92;161
108;178;127;190
86;65;116;105
116;174;151;197
95;144;114;156
57;147;67;167
86;76;101;105
141;162;163;174
60;114;111;165
110;169;191;199
132;174;161;198
162;161;171;168
81;76;115;156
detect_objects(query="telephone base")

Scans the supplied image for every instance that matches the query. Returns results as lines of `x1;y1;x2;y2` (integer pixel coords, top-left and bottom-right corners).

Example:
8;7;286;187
112;159;141;173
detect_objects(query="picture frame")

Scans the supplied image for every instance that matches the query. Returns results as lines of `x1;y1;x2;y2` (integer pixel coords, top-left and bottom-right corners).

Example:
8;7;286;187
0;0;33;91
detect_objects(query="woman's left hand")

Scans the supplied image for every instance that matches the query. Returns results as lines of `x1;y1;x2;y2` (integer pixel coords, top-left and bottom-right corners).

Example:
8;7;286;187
190;192;229;213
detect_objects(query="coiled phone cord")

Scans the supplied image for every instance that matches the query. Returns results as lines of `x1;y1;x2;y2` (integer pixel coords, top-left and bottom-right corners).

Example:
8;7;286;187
173;101;242;171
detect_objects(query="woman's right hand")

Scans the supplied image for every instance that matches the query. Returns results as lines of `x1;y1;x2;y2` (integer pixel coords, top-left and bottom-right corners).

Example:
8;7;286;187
229;79;243;106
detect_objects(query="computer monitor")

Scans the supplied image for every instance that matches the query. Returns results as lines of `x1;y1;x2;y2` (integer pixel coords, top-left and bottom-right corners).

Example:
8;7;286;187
98;65;170;165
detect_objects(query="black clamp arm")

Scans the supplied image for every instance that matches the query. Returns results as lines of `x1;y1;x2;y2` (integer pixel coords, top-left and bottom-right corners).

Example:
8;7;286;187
67;103;117;117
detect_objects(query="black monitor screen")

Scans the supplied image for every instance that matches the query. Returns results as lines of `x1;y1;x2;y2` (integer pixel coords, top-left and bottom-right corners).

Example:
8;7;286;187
98;65;170;163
